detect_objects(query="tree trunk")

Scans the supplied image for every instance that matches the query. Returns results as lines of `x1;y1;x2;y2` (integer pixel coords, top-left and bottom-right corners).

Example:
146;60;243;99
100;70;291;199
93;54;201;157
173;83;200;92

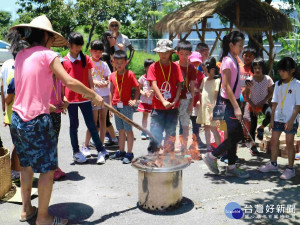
85;22;96;51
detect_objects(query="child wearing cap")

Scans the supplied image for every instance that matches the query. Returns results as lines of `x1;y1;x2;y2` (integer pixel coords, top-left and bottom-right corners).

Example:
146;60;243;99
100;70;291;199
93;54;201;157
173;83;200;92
147;39;184;153
189;51;206;149
176;41;196;154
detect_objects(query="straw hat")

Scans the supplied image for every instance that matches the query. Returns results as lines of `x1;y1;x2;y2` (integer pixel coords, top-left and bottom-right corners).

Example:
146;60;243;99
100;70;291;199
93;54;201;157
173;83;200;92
10;15;67;47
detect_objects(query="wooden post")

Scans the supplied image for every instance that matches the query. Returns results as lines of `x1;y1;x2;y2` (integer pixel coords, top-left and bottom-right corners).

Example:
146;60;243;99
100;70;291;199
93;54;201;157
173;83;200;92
195;23;203;41
182;30;192;41
202;17;207;42
248;33;270;57
266;30;275;79
209;31;222;56
235;1;240;28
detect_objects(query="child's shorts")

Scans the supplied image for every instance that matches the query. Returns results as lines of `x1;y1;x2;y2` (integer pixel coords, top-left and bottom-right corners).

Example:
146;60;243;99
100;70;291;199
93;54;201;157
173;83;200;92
273;121;299;134
179;99;191;127
137;102;152;113
113;105;134;131
93;95;110;110
10;112;58;173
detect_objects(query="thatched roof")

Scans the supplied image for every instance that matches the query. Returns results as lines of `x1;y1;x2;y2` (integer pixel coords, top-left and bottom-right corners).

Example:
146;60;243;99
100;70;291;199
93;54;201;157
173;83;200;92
154;0;293;34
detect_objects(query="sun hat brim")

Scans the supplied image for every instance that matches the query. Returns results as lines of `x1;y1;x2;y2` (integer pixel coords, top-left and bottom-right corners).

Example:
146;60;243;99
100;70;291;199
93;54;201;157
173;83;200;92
10;15;67;47
11;24;67;47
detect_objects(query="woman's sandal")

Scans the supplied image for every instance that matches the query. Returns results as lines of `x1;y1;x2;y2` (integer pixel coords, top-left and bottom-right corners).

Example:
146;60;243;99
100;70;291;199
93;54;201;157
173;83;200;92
19;206;38;222
52;216;68;225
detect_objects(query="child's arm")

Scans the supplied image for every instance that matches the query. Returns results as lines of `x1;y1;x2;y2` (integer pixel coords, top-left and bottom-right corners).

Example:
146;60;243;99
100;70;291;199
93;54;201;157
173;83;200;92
285;105;300;132
110;81;114;106
244;87;256;109
188;80;195;114
1;79;4;113
139;83;145;96
129;86;140;106
257;86;274;107
88;69;94;91
151;81;172;109
4;93;14;106
172;82;182;108
223;69;241;120
270;102;278;130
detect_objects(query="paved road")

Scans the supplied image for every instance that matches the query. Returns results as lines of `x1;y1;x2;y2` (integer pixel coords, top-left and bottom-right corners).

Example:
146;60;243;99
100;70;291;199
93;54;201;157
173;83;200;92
0;111;299;225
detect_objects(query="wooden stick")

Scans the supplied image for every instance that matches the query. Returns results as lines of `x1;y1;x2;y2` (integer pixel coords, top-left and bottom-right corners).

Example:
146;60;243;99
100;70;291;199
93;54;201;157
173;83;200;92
103;102;160;146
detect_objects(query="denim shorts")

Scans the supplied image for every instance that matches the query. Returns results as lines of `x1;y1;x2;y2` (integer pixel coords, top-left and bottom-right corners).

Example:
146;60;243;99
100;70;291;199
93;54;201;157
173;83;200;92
113;105;134;131
273;121;299;134
10;112;58;173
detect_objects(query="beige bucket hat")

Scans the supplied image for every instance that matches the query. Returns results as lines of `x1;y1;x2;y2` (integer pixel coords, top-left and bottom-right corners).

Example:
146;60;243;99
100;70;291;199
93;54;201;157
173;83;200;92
10;15;67;47
108;18;121;29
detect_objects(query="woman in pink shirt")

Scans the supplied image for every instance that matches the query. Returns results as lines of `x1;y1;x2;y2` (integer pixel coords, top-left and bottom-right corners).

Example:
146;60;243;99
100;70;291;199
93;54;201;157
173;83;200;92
8;15;103;225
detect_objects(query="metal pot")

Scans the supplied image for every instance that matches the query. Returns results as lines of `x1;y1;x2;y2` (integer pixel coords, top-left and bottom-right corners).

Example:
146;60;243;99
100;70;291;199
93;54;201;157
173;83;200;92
132;155;190;211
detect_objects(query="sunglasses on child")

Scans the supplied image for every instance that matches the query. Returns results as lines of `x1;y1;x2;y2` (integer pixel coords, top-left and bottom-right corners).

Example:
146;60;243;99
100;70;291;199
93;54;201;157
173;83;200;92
108;36;116;40
110;24;119;28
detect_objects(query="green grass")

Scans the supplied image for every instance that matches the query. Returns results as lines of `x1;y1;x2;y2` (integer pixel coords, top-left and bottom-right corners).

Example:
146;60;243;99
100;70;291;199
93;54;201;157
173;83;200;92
128;51;159;78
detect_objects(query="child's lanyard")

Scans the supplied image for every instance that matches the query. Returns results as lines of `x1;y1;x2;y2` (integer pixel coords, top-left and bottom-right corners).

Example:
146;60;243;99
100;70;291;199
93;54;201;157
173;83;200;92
280;78;293;113
177;61;189;90
116;71;125;100
159;61;171;85
92;59;104;80
53;78;59;104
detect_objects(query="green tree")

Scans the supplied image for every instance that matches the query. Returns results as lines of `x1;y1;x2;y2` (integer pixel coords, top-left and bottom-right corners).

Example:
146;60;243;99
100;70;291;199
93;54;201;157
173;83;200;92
16;0;77;38
0;11;11;39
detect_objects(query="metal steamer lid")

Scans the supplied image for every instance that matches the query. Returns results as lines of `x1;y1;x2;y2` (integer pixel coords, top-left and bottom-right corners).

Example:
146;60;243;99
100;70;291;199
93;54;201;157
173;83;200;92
131;154;190;173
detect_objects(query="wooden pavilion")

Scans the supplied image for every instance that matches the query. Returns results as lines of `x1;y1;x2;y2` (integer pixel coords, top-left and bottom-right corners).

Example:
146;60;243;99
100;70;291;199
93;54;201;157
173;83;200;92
154;0;293;72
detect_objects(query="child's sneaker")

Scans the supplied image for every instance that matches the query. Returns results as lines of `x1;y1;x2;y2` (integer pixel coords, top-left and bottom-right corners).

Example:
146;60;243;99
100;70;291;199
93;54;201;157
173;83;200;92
11;170;20;180
73;152;87;163
258;162;278;173
141;132;147;140
54;167;66;180
109;150;126;160
225;167;250;178
80;146;91;158
89;139;96;149
280;168;296;180
250;146;260;156
197;140;207;149
123;153;134;164
202;152;219;174
256;127;264;141
97;151;106;164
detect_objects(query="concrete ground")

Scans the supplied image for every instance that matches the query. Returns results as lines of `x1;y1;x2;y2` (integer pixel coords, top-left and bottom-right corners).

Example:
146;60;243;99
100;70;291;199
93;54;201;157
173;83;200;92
0;110;299;225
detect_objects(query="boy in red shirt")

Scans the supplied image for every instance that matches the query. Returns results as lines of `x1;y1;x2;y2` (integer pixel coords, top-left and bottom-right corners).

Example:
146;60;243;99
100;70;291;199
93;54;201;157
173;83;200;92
176;41;197;153
147;40;184;153
109;50;139;164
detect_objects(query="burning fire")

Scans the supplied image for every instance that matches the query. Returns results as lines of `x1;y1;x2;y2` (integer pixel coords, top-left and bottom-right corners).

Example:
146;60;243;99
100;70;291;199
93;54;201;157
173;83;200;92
133;134;201;168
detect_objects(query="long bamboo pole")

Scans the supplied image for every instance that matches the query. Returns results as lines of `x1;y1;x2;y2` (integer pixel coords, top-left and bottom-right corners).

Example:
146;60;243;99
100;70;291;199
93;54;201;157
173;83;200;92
103;102;160;146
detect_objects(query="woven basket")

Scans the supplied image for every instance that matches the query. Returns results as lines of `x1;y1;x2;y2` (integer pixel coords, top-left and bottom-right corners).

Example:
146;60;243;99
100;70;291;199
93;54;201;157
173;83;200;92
0;147;11;199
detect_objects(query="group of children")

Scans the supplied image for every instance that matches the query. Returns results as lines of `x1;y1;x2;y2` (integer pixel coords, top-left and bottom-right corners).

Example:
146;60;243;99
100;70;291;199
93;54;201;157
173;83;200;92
2;25;300;184
3;15;300;225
